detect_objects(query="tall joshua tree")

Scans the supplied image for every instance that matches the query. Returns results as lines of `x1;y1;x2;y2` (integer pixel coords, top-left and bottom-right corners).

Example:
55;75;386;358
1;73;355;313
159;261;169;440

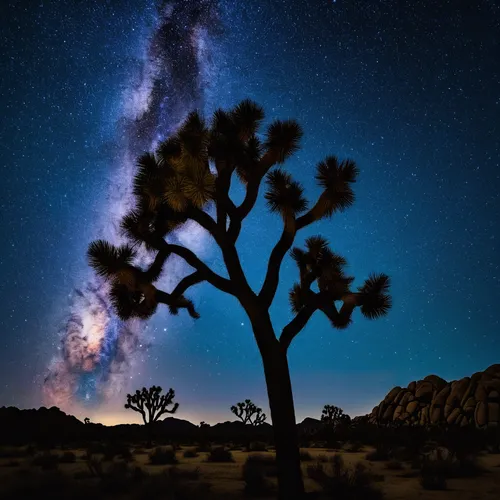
231;399;267;426
87;100;392;499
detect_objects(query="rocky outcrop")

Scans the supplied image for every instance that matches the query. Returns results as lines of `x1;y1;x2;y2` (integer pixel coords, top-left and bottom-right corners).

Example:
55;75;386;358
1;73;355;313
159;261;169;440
368;364;500;428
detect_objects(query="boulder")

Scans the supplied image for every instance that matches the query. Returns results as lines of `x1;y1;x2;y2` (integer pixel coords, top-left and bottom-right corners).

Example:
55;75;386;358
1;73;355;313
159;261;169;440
415;381;434;401
424;374;447;391
368;363;500;428
384;387;402;403
488;403;499;424
475;402;488;428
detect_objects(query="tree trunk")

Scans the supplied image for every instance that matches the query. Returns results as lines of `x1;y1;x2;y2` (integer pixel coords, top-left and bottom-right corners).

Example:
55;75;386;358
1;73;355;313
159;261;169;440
262;344;305;499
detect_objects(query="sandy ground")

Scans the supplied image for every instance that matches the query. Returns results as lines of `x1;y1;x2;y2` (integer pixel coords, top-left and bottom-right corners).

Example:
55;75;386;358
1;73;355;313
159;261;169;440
0;447;499;499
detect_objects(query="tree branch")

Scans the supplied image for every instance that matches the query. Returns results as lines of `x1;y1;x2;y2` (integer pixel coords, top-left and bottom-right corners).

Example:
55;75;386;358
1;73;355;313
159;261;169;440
296;192;329;230
280;292;359;350
170;271;203;299
279;303;318;351
320;294;358;328
259;216;296;308
185;206;221;241
144;249;170;282
157;240;234;295
227;174;262;241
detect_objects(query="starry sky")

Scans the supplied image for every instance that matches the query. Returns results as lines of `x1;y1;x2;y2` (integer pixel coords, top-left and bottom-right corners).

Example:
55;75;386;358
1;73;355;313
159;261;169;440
0;0;499;426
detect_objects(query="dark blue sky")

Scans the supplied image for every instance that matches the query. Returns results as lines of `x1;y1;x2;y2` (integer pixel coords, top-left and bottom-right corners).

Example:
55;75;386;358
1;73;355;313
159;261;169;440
0;0;499;425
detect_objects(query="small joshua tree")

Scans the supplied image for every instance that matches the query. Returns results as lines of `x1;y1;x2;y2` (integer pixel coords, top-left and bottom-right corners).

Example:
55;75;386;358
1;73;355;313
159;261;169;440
320;405;349;427
87;100;392;499
84;417;91;425
124;385;179;424
231;399;267;426
124;386;178;447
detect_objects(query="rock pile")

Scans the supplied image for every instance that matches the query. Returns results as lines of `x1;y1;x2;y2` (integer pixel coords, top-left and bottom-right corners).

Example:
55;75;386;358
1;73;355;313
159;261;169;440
368;363;500;428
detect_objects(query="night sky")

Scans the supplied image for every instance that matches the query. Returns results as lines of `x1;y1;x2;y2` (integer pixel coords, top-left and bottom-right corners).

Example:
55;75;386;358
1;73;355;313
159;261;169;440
1;0;499;426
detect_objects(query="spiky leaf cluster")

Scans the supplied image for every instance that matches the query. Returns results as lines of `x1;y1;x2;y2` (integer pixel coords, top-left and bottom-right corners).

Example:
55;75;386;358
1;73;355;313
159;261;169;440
87;239;161;321
265;168;308;216
357;273;392;319
315;156;359;215
289;236;353;310
124;385;179;424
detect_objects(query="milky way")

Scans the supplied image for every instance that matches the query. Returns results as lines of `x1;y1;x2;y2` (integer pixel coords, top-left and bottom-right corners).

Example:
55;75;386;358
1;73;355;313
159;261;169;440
43;0;222;411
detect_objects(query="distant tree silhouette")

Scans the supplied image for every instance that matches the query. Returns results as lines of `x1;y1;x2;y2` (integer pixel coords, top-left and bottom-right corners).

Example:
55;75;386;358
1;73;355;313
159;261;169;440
320;405;349;427
231;399;267;425
199;421;210;429
87;100;392;499
84;417;91;425
124;385;178;424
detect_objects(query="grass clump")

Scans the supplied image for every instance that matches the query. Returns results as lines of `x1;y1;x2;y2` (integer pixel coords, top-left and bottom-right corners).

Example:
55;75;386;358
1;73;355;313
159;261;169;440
149;446;178;465
205;446;234;463
307;457;384;499
242;455;275;496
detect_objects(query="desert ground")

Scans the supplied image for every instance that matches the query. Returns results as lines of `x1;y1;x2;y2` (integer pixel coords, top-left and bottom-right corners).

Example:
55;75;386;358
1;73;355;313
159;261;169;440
0;444;499;499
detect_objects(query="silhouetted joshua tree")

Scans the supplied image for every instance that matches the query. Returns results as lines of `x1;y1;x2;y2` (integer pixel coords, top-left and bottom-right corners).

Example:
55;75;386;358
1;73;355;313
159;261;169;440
320;405;349;427
84;417;91;425
199;421;210;429
124;385;178;446
231;399;267;425
87;100;392;500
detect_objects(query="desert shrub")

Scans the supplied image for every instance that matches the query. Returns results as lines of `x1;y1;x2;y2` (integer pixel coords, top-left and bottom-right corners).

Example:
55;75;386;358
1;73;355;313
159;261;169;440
385;460;403;470
205;447;234;463
183;448;199;458
59;451;77;463
242;456;274;496
307;458;384;499
32;452;59;470
134;469;212;500
149;446;178;465
102;443;133;462
245;454;277;476
195;443;211;453
100;462;146;495
248;441;268;452
299;450;313;461
168;466;201;481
